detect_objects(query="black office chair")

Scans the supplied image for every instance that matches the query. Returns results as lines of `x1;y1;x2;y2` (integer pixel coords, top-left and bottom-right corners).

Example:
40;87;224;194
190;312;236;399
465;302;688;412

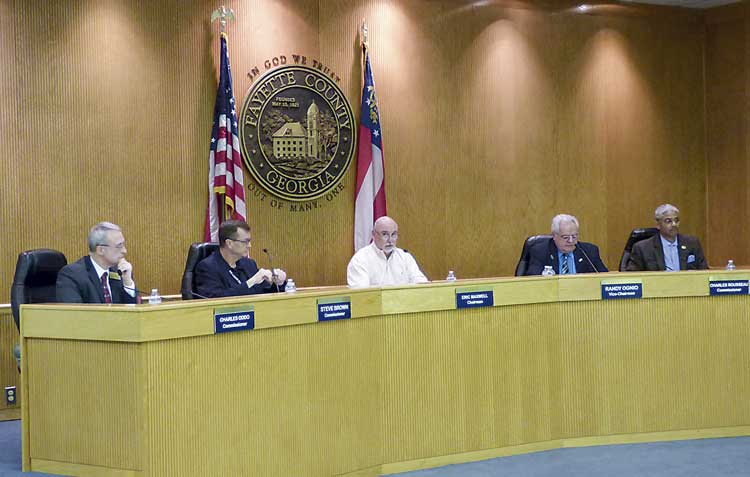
514;235;552;276
10;248;67;371
619;227;659;271
180;242;219;299
10;249;68;330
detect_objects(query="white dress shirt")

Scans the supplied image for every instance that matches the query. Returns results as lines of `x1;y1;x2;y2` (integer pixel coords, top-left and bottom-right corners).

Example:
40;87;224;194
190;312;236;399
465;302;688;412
89;257;136;298
346;243;428;288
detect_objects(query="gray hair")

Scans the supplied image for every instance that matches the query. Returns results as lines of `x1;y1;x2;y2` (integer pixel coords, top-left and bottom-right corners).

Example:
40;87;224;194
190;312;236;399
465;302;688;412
87;222;121;252
654;204;679;221
551;214;579;234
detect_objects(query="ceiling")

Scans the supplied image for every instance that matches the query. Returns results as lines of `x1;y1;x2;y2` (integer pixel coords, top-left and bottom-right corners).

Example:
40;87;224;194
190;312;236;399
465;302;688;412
619;0;740;8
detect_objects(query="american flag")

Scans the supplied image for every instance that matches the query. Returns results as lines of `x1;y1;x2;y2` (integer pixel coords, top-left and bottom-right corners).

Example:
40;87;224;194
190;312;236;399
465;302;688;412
205;32;246;242
354;46;387;251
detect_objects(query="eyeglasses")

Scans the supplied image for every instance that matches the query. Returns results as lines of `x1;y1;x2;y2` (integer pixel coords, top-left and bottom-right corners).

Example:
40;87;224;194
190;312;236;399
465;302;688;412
558;234;578;242
229;238;251;245
98;243;126;250
376;231;398;240
659;218;680;225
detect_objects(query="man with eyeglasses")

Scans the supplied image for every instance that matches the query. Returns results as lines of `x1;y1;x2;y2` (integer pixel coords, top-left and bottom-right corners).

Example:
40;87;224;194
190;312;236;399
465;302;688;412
56;222;138;303
347;216;428;288
523;214;608;275
194;220;287;298
626;204;708;272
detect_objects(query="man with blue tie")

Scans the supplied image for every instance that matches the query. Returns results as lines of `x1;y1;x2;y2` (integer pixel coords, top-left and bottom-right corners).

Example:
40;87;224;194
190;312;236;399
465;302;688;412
626;204;708;272
523;214;608;275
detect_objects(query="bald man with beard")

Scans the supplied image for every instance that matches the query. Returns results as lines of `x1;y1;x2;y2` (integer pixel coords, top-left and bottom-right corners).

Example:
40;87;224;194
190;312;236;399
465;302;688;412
347;216;429;288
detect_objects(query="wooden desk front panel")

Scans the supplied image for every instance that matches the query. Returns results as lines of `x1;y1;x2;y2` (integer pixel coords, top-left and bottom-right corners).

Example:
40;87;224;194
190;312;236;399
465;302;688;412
21;280;750;476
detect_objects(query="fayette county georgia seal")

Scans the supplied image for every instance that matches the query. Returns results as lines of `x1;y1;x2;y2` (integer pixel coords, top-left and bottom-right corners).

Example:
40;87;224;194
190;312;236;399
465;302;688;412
239;65;356;202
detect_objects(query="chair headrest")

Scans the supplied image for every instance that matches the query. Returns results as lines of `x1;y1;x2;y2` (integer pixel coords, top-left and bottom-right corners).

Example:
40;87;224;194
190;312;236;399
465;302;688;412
524;234;552;248
187;242;220;264
12;249;68;287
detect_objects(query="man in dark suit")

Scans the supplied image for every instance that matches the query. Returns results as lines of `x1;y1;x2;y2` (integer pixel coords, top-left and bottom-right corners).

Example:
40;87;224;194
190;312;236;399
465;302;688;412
195;220;287;298
56;222;138;304
524;214;608;275
626;204;708;272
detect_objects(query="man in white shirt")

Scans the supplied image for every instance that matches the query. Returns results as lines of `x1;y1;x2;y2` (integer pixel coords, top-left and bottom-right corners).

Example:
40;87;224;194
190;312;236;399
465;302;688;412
347;216;428;288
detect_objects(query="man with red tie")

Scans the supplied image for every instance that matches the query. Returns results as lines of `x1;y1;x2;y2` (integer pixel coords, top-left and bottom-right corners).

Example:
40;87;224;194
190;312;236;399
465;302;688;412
56;222;137;304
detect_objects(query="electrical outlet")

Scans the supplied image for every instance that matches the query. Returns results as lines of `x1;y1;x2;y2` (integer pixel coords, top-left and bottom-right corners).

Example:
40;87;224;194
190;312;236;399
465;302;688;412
4;386;16;406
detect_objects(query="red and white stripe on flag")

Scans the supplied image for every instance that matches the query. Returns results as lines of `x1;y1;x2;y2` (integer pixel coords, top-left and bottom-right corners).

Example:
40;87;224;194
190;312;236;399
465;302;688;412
205;33;246;243
354;47;387;251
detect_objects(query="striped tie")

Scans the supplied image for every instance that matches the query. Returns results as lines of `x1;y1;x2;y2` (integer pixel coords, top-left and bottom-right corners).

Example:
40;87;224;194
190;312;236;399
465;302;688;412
101;272;112;304
561;253;569;275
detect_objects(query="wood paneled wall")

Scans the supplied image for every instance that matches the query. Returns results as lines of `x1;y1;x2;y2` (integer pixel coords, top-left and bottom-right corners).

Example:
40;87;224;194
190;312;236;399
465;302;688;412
0;0;735;296
706;3;750;268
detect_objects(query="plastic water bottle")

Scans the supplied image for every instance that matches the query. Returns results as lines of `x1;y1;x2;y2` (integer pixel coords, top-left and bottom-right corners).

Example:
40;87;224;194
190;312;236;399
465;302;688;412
284;279;297;293
726;260;736;271
148;288;162;305
542;266;555;276
446;270;456;282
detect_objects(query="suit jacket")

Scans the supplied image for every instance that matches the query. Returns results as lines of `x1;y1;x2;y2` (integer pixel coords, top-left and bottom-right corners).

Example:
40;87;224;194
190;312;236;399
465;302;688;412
194;251;282;298
625;233;708;272
524;239;608;276
56;256;137;304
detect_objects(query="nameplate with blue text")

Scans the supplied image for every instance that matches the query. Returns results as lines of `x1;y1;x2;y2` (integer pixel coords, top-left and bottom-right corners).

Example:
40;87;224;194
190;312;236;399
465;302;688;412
214;306;255;334
601;280;643;300
456;287;494;309
317;297;351;321
709;280;749;296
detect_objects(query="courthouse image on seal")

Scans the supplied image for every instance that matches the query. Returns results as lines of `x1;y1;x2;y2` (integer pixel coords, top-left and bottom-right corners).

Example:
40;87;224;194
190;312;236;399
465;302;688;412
240;65;356;201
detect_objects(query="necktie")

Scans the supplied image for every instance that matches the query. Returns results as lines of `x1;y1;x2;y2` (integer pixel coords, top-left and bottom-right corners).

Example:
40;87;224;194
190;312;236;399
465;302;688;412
561;253;569;275
101;272;112;304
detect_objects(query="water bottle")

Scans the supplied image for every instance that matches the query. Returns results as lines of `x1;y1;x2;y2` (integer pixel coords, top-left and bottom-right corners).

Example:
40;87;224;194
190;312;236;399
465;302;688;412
726;260;736;271
542;266;555;276
148;288;162;305
284;279;297;293
446;270;456;282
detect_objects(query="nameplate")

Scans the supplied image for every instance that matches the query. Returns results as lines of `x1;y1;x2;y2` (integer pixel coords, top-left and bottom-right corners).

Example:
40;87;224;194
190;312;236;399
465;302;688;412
214;306;255;334
456;289;494;309
601;280;642;300
317;297;351;321
709;280;749;296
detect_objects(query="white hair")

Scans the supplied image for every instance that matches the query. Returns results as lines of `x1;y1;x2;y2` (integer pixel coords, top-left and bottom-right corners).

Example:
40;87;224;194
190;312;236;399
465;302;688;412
551;214;579;234
654;204;679;221
87;222;121;252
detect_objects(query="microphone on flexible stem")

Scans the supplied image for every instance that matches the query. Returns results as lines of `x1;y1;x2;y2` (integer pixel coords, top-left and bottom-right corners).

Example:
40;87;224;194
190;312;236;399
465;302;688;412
118;269;144;303
577;245;600;273
403;249;430;281
191;291;211;300
262;248;280;292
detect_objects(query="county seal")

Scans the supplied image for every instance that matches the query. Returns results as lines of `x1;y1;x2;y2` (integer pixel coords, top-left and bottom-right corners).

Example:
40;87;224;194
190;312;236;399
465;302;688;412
239;65;355;202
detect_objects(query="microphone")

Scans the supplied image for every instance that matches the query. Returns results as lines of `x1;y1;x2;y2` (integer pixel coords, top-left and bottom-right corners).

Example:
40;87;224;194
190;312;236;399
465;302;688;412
191;291;211;300
262;248;281;292
576;245;600;273
117;269;144;303
403;249;430;281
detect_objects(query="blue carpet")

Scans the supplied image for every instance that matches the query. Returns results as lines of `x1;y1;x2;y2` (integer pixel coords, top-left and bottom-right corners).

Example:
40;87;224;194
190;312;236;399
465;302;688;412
0;418;746;476
0;420;58;476
389;436;750;477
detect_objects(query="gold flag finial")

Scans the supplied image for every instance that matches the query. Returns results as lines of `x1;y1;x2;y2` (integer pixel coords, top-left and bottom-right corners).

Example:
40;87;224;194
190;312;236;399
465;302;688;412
360;20;369;50
211;6;236;34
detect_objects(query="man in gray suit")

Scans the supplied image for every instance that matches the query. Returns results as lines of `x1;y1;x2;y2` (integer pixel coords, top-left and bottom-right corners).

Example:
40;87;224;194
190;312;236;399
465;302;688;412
626;204;708;272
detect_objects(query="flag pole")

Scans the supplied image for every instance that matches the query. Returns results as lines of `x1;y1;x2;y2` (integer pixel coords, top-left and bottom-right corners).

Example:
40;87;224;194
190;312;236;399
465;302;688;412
211;6;236;223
